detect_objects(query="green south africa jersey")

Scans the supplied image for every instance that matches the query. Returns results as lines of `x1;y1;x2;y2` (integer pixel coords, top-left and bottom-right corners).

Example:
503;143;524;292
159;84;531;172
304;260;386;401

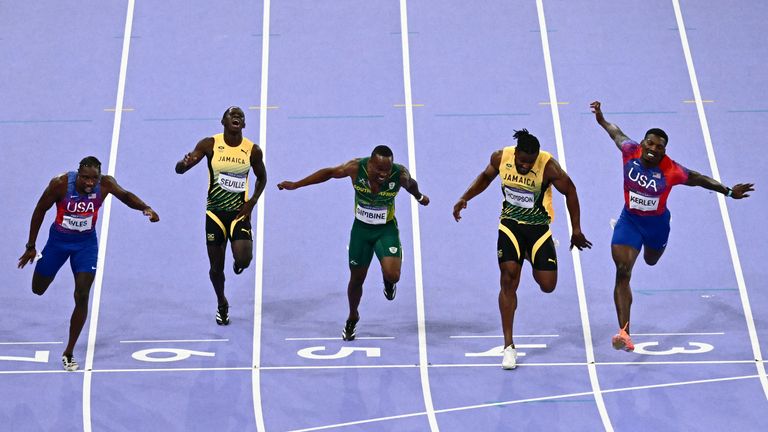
206;134;254;211
353;157;402;224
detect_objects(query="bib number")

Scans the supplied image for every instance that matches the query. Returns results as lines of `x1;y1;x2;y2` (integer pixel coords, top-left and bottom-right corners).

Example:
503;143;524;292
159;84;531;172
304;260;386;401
218;172;247;193
504;187;534;209
628;190;659;212
61;214;93;232
355;204;387;225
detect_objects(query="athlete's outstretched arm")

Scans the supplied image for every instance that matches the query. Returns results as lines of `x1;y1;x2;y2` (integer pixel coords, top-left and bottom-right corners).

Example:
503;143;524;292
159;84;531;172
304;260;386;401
100;176;160;222
277;159;358;190
236;146;268;221
590;101;631;150
18;176;66;268
399;167;430;206
453;150;501;222
685;170;755;199
547;159;592;250
175;137;213;174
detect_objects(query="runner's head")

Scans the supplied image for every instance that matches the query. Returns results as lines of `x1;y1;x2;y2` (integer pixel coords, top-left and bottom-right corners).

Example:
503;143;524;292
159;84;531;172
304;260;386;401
369;145;394;184
641;128;668;165
513;129;540;175
221;106;246;131
77;156;101;194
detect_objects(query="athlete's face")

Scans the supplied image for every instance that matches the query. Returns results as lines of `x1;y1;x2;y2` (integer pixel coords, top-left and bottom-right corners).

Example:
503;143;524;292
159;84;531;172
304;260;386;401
368;154;393;184
76;166;101;194
222;107;246;131
640;134;667;165
514;150;538;175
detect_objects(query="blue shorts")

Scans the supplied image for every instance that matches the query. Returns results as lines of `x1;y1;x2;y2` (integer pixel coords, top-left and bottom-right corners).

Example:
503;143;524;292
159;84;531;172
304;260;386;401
611;207;671;251
34;225;98;278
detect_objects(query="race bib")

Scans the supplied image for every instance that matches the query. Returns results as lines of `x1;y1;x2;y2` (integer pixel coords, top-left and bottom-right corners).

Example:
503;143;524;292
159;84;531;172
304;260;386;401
61;214;93;232
218;172;247;193
504;187;535;209
355;204;388;225
628;190;660;212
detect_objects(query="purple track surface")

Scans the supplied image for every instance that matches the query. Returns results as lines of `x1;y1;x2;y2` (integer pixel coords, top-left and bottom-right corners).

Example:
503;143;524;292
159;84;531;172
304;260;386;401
2;1;767;431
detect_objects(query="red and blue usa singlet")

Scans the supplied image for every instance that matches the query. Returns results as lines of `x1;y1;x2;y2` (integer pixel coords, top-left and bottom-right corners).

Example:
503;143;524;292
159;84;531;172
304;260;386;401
621;140;689;216
53;171;104;235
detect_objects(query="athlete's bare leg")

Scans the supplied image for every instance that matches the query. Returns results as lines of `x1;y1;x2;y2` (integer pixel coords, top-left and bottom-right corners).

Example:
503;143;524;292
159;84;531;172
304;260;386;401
31;273;55;296
347;266;369;322
532;269;557;293
611;244;641;333
499;260;523;348
207;244;227;307
63;272;95;357
231;239;253;272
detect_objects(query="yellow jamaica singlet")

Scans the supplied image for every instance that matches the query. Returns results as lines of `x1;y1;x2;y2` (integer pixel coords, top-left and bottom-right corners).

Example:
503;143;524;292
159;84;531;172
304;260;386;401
499;146;554;225
206;133;253;211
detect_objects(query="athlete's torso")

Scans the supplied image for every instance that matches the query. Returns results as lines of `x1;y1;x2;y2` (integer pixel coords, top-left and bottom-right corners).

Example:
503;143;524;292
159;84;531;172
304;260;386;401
353;157;402;225
207;134;254;211
53;171;104;235
499;147;553;225
621;140;689;216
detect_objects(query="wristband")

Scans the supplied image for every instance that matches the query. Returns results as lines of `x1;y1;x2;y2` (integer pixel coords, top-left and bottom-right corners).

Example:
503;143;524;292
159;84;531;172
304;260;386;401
726;187;733;198
417;194;425;203
25;242;35;250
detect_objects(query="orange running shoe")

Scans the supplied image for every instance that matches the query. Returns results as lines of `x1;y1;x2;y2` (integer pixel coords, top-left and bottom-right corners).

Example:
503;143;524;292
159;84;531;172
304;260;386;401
611;323;635;351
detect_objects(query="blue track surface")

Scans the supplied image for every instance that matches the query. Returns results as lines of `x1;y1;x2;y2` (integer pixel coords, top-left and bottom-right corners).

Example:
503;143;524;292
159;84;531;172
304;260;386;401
2;1;767;431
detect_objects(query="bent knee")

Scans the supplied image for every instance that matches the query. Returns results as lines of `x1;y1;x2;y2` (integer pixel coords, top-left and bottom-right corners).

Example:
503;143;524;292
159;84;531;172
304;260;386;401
383;270;400;284
539;282;556;293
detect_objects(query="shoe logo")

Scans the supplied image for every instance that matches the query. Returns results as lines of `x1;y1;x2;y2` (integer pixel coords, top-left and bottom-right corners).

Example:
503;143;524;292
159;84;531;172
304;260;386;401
389;247;398;254
548;258;556;264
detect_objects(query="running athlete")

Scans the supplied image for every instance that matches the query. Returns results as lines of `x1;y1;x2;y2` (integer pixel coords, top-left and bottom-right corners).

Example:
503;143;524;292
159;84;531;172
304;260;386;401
17;156;159;371
453;129;592;370
277;145;429;341
175;106;267;326
591;101;754;352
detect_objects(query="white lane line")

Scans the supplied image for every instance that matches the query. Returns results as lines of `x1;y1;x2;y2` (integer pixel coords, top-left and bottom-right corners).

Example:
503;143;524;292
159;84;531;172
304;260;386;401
672;0;768;400
252;0;271;430
285;337;395;341
119;339;229;343
535;1;613;431
449;334;559;338
1;358;761;375
398;0;437;430
632;332;724;336
82;2;135;431
287;373;761;432
0;341;63;345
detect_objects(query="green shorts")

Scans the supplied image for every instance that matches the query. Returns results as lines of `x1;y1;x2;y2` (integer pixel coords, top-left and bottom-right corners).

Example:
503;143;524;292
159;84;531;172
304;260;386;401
348;218;402;267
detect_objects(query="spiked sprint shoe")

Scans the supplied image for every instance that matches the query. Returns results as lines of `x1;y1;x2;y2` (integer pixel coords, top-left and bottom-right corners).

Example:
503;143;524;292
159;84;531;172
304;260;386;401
62;354;79;372
611;323;634;351
216;303;230;326
502;345;517;370
342;319;358;341
383;280;397;301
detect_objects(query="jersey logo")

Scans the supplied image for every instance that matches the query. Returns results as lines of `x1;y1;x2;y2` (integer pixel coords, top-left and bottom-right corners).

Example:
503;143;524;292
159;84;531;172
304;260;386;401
388;182;395;190
240;148;249;155
218;145;225;151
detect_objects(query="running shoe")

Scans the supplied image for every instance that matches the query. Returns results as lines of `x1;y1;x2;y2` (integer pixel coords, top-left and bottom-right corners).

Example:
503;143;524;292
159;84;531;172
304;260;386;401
216;304;230;325
233;262;244;275
502;345;517;370
62;354;79;372
383;280;397;301
342;319;358;341
611;323;634;351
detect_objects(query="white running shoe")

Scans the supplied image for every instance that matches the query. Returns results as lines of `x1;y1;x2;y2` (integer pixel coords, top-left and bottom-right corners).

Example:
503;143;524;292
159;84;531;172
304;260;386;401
502;345;517;370
62;354;79;372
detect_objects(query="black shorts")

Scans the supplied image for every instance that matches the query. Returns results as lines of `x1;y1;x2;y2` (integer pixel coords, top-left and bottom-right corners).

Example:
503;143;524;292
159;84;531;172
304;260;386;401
206;210;252;245
497;218;557;271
